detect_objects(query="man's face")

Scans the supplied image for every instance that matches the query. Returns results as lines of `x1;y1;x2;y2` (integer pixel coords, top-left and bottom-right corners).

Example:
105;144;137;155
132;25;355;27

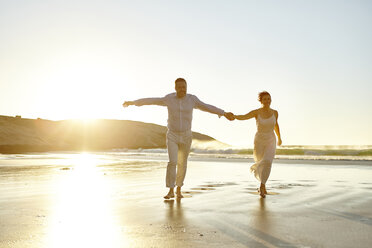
175;81;187;98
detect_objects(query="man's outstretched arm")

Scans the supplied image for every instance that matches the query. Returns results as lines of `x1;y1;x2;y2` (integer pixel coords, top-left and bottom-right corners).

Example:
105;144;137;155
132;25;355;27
193;96;234;121
122;97;166;108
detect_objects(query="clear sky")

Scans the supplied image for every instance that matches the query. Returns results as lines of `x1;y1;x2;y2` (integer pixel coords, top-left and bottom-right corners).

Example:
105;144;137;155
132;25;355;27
1;0;371;147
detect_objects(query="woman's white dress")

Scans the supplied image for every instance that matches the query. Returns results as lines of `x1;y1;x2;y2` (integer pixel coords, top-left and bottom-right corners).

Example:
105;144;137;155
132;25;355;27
250;114;277;184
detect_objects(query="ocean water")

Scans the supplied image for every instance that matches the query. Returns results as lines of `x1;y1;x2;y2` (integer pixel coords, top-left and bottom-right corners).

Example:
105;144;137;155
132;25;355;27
1;151;371;192
111;146;372;161
0;147;372;168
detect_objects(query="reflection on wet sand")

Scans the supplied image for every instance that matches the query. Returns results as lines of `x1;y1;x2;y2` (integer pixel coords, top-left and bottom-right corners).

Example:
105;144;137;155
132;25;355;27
46;153;127;248
164;198;186;228
164;198;183;219
252;197;271;233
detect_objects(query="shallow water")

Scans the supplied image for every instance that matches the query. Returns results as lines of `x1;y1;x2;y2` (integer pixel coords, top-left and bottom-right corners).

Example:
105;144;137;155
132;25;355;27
1;152;372;248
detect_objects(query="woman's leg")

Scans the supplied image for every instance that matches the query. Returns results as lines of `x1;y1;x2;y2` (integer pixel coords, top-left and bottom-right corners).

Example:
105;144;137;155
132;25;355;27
259;138;277;195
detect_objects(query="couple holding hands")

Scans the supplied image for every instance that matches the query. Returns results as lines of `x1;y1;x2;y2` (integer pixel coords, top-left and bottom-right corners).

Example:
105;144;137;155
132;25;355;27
123;78;282;199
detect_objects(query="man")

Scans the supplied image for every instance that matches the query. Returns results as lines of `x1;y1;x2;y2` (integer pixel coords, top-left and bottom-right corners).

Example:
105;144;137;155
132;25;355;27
123;78;234;199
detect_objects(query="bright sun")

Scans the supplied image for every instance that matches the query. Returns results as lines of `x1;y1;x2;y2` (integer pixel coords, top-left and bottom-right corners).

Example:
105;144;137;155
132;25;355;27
39;58;122;121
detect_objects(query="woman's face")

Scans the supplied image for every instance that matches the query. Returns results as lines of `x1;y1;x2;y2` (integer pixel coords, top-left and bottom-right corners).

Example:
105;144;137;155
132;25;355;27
261;95;271;107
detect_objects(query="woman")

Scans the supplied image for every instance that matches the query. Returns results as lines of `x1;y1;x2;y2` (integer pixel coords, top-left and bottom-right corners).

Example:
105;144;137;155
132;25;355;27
234;91;282;198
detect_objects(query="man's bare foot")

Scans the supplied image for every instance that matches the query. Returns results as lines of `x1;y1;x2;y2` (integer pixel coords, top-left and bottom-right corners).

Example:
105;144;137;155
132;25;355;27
176;187;183;198
164;192;174;199
164;189;175;199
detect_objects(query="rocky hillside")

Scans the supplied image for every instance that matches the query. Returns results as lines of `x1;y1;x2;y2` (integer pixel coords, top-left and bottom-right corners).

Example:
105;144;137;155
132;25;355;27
0;115;221;153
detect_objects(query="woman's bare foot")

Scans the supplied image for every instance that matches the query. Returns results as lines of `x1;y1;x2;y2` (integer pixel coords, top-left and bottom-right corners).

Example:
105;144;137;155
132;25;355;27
263;187;268;195
261;183;268;195
164;189;175;199
259;184;266;198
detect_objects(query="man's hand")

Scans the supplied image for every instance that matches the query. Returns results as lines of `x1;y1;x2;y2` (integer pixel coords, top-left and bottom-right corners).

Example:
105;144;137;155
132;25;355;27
224;112;235;121
122;101;134;108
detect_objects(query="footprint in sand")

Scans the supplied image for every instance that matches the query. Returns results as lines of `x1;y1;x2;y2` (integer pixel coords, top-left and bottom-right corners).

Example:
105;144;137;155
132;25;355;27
203;182;238;187
248;191;280;196
184;182;240;197
183;190;203;195
270;183;315;190
190;187;216;191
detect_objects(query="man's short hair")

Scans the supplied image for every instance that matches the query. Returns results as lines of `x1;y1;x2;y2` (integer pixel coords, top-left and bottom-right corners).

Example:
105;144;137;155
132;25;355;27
175;78;187;85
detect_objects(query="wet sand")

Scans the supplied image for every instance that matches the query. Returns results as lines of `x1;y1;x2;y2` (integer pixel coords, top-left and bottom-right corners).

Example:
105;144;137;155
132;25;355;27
0;153;372;247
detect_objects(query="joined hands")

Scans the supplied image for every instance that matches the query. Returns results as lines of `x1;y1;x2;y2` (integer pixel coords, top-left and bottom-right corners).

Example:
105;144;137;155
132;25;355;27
224;112;235;121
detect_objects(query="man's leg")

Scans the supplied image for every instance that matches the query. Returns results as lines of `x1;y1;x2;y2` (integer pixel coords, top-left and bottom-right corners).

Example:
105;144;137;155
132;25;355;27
175;134;192;198
164;133;178;199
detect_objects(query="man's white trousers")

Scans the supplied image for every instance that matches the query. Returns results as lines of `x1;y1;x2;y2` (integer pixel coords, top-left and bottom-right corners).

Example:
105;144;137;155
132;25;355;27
166;130;192;188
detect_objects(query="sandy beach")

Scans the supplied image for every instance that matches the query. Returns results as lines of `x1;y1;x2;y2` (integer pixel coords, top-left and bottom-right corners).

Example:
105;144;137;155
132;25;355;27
0;152;371;248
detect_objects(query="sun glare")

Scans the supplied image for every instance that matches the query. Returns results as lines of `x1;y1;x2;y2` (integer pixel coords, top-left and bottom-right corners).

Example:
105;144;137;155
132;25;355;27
46;153;129;248
71;118;98;125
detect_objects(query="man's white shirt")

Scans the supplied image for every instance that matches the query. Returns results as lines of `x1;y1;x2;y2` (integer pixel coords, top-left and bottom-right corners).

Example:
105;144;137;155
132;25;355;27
133;93;225;132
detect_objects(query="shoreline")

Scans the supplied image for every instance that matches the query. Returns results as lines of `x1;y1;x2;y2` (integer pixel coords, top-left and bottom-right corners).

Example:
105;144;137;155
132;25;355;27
0;150;371;166
189;154;372;165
